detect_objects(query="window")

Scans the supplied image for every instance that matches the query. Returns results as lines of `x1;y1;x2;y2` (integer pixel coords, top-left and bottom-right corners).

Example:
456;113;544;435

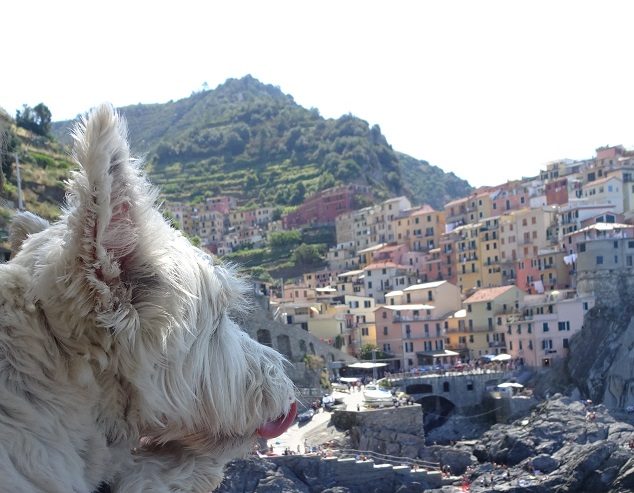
527;323;532;333
579;243;586;252
583;302;589;310
543;323;549;332
383;343;391;353
509;341;513;350
563;338;570;349
382;311;387;318
443;382;450;392
405;342;414;352
558;321;570;331
368;281;373;288
361;327;369;336
596;256;603;265
383;327;388;335
486;302;492;310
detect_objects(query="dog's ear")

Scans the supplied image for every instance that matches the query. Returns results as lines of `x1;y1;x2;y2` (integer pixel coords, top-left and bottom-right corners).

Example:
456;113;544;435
9;211;49;258
65;104;158;308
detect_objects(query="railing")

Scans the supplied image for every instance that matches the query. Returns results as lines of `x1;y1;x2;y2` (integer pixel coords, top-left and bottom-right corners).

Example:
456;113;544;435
336;448;440;471
393;315;435;322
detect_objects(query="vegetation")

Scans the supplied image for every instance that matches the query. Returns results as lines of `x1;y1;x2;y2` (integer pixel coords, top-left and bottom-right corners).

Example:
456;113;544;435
359;343;391;361
16;103;52;137
50;75;473;209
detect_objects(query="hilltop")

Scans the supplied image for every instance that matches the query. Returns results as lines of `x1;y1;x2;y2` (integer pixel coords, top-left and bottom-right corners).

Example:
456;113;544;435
50;75;472;210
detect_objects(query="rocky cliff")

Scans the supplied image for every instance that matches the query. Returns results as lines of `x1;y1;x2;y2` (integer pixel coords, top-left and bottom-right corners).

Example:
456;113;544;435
567;304;634;410
220;396;634;492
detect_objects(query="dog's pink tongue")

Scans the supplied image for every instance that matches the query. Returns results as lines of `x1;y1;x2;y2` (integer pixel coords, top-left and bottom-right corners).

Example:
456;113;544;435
257;401;297;439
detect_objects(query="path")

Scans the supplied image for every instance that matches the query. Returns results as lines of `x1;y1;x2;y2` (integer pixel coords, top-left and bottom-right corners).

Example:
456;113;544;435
267;387;367;454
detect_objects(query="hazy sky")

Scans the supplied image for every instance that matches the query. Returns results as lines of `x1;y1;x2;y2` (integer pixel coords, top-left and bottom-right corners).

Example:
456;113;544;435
3;1;633;187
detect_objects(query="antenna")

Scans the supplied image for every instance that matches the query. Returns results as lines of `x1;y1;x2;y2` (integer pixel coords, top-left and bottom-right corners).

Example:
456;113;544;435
15;153;23;210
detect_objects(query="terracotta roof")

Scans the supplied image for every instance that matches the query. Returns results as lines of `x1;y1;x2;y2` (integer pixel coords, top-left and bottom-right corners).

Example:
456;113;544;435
582;175;621;187
464;285;517;303
363;261;405;270
444;196;469;207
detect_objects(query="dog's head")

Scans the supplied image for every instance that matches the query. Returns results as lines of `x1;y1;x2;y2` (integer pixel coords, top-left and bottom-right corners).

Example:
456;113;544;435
10;104;296;490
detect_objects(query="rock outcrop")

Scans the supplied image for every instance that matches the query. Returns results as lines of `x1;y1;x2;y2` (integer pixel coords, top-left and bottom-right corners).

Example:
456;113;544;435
220;396;634;492
567;305;634;409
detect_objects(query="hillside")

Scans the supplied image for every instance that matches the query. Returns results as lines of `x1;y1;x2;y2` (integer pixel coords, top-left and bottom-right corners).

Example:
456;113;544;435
51;75;473;210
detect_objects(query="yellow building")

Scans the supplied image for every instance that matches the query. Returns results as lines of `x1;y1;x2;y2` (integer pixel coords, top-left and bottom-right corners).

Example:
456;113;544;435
454;223;482;294
463;285;526;359
478;216;503;288
391;205;446;253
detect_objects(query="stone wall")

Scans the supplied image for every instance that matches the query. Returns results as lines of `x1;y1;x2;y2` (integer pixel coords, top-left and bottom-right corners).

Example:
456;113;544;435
239;296;357;387
576;269;634;309
332;405;426;458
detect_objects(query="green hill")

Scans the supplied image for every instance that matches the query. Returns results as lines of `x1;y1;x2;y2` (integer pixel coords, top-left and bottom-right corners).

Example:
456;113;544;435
51;75;473;209
3;75;473;230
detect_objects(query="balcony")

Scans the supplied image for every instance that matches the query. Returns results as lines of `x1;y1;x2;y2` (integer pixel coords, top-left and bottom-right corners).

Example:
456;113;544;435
393;315;434;322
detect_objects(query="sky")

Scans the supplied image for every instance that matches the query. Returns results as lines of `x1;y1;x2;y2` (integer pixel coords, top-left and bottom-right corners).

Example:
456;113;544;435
3;1;633;188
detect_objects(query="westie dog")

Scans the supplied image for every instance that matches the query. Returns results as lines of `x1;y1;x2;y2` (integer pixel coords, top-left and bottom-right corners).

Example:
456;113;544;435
1;104;297;492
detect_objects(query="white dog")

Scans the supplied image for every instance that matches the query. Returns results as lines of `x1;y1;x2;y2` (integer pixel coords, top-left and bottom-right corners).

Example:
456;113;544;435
0;104;297;492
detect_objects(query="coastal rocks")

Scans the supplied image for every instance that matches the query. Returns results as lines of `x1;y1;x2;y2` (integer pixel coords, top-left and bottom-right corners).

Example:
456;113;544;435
567;304;634;409
470;395;634;492
220;395;634;492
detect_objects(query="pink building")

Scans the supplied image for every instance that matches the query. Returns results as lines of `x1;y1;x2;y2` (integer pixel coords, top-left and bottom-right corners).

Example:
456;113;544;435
282;184;372;229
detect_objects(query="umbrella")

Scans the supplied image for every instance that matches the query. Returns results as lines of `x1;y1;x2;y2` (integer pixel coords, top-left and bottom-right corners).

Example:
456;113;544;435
492;353;512;361
498;382;523;388
482;354;497;360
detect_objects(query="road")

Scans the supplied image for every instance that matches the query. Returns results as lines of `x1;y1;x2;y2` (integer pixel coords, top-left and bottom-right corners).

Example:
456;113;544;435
267;388;367;455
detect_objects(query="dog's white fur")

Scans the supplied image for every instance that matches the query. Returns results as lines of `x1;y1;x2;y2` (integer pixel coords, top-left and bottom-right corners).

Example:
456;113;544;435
0;104;296;492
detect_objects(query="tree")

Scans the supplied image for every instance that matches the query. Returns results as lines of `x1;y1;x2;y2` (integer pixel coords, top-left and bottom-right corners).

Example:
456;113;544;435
268;230;301;249
359;343;391;360
15;103;52;137
292;243;324;266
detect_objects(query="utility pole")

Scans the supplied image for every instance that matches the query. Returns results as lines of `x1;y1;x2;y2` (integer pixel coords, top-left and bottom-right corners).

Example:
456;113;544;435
15;153;23;210
372;348;377;382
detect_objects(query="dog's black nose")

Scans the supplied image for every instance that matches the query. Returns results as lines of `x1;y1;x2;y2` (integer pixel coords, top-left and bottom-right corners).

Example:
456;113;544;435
93;483;111;493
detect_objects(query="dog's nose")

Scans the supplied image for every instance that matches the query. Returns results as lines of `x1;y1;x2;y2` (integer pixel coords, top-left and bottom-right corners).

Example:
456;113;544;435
256;401;298;439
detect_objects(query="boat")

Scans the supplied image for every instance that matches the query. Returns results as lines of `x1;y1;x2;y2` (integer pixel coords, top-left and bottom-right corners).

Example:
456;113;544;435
363;383;394;405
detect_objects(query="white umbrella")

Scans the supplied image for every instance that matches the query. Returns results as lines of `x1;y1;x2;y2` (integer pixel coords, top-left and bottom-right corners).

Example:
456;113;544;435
493;353;512;361
498;382;523;388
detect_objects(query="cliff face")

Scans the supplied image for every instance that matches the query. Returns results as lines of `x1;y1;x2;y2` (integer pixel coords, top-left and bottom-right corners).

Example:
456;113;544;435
567;304;634;409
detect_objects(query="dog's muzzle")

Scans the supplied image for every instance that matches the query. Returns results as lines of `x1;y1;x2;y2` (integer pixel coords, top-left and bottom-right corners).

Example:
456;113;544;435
256;401;297;439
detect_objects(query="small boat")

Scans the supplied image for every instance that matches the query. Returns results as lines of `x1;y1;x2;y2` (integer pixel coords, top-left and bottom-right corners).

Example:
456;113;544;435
363;383;393;404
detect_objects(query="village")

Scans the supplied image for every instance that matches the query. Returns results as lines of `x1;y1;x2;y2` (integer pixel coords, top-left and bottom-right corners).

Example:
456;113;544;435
168;144;634;372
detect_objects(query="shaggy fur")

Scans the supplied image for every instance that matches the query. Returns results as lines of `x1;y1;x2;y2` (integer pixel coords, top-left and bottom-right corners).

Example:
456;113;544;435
0;104;296;492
